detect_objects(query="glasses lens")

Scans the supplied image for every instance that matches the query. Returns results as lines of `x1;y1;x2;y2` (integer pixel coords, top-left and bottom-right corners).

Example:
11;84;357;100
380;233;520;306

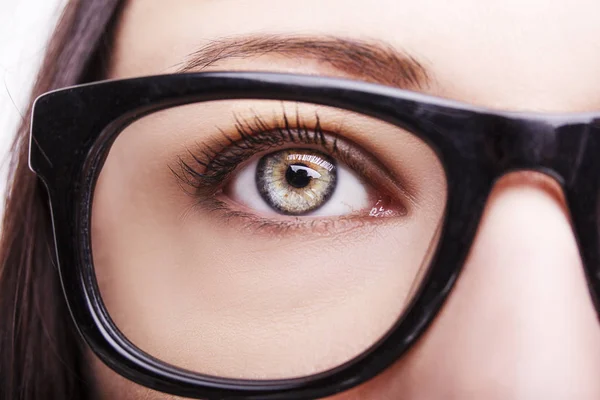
90;99;447;379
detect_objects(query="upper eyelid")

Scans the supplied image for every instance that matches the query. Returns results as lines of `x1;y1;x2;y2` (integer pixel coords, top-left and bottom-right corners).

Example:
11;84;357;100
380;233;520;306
176;110;333;180
172;116;334;190
170;108;417;212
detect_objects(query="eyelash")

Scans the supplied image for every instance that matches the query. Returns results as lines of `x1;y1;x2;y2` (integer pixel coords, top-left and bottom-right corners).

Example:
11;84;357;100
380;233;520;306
171;109;404;233
176;110;338;190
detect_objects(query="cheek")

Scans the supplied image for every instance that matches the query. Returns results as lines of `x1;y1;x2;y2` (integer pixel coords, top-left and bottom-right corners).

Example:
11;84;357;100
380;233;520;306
92;182;440;379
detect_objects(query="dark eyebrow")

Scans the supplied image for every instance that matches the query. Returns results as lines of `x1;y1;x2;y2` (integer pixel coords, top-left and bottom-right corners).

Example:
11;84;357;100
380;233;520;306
175;35;431;90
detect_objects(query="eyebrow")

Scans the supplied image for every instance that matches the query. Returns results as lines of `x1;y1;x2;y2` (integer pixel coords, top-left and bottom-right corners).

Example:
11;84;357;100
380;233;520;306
175;35;431;90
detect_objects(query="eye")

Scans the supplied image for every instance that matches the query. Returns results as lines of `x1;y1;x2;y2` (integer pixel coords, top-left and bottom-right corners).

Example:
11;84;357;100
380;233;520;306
224;148;374;217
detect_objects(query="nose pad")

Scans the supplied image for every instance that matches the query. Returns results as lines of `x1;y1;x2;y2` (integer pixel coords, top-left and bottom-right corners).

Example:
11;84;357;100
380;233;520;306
340;171;600;400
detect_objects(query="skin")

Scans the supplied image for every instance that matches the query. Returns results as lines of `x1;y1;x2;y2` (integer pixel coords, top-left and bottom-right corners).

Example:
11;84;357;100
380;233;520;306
90;0;600;398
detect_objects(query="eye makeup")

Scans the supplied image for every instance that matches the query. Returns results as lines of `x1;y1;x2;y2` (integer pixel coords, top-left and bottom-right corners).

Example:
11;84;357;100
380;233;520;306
169;106;412;234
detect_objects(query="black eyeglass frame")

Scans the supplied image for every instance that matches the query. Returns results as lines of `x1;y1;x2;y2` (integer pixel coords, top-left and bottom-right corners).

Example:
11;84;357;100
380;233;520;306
29;71;600;400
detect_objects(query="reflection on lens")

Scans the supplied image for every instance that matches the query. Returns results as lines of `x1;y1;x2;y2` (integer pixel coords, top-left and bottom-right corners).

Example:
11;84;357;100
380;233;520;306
90;100;447;380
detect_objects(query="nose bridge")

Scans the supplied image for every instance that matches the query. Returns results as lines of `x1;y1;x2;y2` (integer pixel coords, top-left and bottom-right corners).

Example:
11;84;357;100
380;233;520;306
464;172;590;321
391;171;600;399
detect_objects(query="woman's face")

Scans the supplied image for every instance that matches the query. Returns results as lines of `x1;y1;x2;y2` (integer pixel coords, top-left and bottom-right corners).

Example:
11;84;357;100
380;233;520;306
90;0;600;398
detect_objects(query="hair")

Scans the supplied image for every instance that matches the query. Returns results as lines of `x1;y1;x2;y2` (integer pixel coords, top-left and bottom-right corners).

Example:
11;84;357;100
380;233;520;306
0;1;123;399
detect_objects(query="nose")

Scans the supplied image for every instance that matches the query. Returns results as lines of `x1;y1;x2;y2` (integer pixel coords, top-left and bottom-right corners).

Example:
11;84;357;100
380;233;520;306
337;171;600;400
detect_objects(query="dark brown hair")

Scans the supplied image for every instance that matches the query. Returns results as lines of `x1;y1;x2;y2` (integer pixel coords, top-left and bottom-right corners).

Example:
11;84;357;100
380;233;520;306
0;1;122;399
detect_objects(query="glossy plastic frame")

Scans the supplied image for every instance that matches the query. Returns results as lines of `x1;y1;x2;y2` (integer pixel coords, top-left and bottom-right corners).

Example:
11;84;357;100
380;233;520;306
29;72;600;399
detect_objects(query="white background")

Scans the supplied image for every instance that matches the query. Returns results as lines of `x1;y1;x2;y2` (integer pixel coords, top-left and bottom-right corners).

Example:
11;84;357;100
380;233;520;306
0;0;65;215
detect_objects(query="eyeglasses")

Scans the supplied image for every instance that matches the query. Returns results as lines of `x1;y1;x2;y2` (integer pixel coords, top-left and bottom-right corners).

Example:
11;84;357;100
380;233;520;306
29;72;600;399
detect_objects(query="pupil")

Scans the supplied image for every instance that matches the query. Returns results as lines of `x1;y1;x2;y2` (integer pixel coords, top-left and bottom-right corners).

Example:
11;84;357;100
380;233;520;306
285;163;314;189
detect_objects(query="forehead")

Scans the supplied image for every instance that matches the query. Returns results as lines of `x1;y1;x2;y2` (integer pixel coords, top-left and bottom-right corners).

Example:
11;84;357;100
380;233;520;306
109;0;600;112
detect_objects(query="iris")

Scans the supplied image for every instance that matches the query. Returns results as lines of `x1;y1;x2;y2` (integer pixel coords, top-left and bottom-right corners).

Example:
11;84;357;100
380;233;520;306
256;149;337;215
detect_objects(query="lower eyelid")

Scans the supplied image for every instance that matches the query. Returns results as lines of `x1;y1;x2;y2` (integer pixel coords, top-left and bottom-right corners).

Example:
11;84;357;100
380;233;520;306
192;195;406;238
